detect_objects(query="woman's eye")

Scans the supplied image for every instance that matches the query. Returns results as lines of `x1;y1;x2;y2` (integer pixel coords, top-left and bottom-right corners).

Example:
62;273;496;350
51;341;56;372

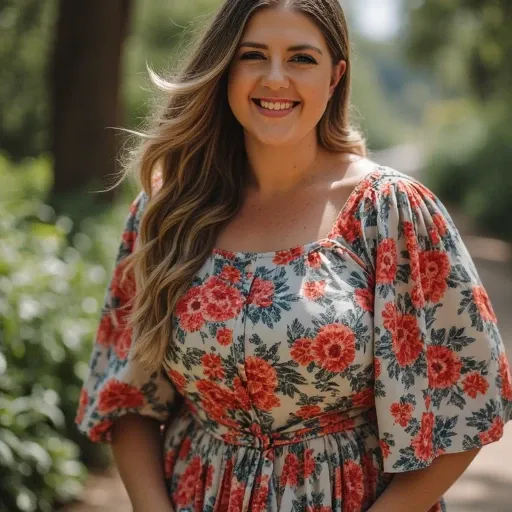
240;52;266;60
292;54;317;64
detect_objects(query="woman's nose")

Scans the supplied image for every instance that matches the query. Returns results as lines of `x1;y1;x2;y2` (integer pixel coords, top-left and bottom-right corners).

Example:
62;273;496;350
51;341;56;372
260;61;290;90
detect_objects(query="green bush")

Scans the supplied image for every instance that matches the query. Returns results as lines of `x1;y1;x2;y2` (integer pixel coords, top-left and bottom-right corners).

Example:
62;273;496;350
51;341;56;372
0;154;133;511
424;108;512;241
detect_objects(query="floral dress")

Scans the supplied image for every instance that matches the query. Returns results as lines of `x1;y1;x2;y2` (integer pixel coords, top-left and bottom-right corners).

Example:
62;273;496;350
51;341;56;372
76;167;512;511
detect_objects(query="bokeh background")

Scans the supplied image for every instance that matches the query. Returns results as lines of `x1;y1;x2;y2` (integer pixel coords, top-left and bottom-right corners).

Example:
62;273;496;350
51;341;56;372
1;1;511;511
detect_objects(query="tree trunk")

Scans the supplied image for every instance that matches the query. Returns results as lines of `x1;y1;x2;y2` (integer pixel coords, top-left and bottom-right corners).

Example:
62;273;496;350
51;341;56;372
50;0;133;203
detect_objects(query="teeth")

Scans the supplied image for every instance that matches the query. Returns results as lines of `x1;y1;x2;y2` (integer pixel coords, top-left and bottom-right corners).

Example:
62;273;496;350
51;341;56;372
259;100;294;111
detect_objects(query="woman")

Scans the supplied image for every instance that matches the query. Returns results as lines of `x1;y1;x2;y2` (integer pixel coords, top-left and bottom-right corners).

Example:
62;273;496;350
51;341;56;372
75;1;512;511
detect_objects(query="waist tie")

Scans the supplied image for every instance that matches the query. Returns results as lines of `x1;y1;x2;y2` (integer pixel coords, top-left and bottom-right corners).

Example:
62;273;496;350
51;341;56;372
189;408;376;452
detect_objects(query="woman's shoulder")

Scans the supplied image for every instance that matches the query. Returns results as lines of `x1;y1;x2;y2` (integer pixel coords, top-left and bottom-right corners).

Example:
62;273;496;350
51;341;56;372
357;163;440;207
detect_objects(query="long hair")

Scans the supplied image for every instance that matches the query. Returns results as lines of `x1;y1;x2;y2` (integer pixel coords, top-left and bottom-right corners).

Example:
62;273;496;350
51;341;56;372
119;0;366;372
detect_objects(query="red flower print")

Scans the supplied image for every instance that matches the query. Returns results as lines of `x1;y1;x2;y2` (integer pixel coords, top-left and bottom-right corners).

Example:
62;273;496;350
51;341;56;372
392;312;423;367
419;251;450;303
245;357;280;410
175;456;201;506
196;379;235;408
194;470;206;512
355;287;374;312
110;258;136;302
168;369;187;394
201;353;225;380
411;412;434;461
219;264;241;283
175;286;206;331
113;323;132;361
318;412;354;429
479;416;504;444
352;388;375;408
362;453;379;502
399;182;422;209
195;380;239;426
374;358;381;379
252;474;270;511
75;389;88;425
411;284;425;309
303;448;316;478
280;453;300;487
381;301;397;332
302;280;326;301
206;464;214;489
291;338;315;366
462;372;489;399
228;482;246;512
402;221;419;263
307;251;322;268
247;277;275;308
390;402;414;427
232;377;251;410
98;379;145;413
201;276;245;322
343;460;364;510
334;466;342;500
89;419;114;442
332;213;361;244
312;323;356;373
178;437;192;460
296;405;322;419
427;346;462;389
499;354;512;401
473;285;498;323
164;449;176;479
273;246;304;265
376;238;397;285
213;248;237;260
379;439;391;458
122;230;137;252
97;313;114;346
216;327;233;346
432;212;448;238
217;458;234;510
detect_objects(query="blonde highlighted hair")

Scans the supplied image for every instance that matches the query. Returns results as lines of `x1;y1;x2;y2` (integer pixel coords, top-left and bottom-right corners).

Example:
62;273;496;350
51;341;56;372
116;0;366;372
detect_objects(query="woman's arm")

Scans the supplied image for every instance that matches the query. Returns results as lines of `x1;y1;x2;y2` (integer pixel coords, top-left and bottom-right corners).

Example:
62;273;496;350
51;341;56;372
111;414;174;512
369;448;481;512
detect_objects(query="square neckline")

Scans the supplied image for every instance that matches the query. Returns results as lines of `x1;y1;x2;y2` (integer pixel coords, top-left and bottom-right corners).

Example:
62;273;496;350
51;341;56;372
211;166;385;260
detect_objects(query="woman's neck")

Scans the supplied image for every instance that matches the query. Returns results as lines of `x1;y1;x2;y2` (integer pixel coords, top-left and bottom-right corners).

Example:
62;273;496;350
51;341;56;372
244;131;325;197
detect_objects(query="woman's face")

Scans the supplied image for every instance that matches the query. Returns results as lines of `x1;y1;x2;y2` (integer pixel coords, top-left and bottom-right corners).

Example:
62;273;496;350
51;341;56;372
227;7;346;147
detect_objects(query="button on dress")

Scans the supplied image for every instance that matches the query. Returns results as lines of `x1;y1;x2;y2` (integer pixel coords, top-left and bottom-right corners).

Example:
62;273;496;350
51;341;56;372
76;167;512;511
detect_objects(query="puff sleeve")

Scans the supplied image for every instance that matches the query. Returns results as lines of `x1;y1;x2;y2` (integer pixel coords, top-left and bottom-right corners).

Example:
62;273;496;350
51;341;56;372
362;171;512;473
75;191;181;443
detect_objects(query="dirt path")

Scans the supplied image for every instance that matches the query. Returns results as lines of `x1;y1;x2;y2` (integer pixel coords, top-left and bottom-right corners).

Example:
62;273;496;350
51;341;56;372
66;209;512;512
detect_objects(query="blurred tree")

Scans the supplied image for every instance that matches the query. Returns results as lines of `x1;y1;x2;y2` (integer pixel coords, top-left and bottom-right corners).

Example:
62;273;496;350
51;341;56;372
406;0;511;102
50;0;133;201
0;0;56;160
406;0;512;240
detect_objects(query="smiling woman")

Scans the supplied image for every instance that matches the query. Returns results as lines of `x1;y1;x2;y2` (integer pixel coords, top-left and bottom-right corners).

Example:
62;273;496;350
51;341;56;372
75;1;512;511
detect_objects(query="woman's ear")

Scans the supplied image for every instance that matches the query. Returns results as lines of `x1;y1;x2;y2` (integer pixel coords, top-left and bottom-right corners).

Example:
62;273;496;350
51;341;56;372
329;60;347;98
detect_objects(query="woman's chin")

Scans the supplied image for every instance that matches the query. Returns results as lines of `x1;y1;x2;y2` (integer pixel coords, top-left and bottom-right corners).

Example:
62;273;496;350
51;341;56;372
245;128;303;148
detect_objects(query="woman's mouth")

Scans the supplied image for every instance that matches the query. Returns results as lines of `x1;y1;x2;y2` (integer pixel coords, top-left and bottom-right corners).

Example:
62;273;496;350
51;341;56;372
251;98;301;118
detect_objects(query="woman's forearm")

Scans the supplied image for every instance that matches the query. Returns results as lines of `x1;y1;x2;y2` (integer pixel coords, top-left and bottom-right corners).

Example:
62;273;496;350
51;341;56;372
369;448;481;512
111;414;174;512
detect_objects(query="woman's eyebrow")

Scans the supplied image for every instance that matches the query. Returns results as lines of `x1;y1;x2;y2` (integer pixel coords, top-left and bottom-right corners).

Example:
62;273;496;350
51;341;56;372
238;42;323;55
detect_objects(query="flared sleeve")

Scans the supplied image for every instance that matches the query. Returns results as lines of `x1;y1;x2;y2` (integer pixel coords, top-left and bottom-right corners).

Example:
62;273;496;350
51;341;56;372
361;171;512;473
75;191;180;443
